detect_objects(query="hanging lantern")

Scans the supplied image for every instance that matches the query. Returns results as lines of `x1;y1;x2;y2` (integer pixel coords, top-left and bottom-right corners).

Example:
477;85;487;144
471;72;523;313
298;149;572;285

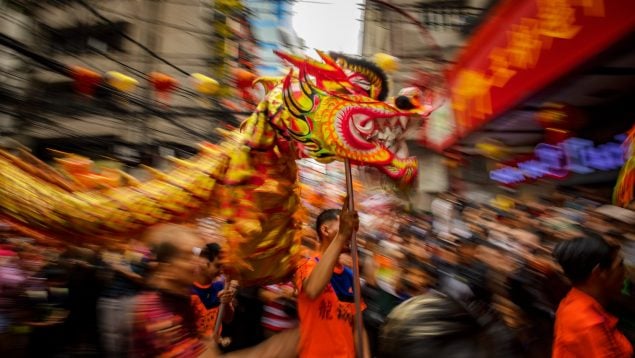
71;66;101;96
536;103;587;131
490;195;515;211
476;138;508;160
191;73;220;95
233;68;257;89
149;72;178;101
105;71;138;92
373;53;399;74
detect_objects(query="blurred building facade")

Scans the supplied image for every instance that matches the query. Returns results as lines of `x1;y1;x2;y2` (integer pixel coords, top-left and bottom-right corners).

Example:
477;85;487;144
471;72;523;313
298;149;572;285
1;0;260;169
360;0;495;210
245;0;305;76
361;0;635;209
444;0;635;206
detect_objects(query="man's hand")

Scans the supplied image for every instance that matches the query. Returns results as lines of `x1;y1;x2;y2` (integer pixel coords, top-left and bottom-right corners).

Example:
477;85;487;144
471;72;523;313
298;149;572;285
338;198;359;240
218;280;239;304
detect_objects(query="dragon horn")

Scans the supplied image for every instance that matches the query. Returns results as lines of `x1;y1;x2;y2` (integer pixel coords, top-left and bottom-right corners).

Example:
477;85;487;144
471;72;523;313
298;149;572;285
282;68;312;118
253;76;282;94
315;49;340;68
315;50;343;73
274;49;341;77
297;63;326;100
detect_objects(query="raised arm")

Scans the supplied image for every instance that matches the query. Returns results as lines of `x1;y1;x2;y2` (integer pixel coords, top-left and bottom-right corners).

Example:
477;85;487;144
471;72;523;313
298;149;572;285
302;203;358;300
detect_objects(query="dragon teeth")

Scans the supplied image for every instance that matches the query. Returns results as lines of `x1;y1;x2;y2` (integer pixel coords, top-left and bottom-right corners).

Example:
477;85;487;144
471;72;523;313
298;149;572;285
376;118;386;130
389;117;399;128
399;116;408;130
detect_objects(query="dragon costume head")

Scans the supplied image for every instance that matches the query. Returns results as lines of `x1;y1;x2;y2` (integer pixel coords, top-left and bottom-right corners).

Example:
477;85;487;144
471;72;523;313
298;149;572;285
255;50;435;186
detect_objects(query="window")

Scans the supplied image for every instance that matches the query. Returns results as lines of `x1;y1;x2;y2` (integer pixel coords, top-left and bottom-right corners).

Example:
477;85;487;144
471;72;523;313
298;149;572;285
44;21;130;54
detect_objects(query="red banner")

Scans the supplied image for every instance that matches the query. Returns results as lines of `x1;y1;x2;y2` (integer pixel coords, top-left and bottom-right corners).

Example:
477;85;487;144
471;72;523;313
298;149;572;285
443;0;635;149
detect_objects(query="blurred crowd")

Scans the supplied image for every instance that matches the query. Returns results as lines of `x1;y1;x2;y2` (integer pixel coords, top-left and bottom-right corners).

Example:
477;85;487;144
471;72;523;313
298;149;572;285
357;192;634;357
0;189;633;357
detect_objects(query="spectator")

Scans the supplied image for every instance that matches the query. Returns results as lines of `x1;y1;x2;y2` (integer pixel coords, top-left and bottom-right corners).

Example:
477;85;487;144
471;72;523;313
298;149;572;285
131;224;217;357
98;242;148;358
552;234;633;357
380;291;520;357
259;282;298;337
191;243;237;339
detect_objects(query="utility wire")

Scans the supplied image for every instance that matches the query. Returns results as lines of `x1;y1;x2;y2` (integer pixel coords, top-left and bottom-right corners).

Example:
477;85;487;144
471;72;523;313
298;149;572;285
91;3;214;38
0;12;206;102
0;32;221;140
0;33;70;76
76;0;190;77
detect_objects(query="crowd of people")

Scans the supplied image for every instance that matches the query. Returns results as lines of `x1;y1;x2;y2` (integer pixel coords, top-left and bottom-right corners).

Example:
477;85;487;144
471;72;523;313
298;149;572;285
0;190;633;357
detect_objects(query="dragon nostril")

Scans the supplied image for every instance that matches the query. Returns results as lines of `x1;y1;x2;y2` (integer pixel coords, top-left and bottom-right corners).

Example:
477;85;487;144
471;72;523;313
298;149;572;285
395;95;416;110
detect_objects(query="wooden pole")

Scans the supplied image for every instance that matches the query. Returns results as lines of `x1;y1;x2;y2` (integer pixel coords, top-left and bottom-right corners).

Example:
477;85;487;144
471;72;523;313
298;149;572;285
213;280;228;338
344;159;364;358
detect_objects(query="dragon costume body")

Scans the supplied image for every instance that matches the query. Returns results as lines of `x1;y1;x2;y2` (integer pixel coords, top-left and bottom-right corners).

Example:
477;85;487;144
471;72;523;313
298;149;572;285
0;51;432;285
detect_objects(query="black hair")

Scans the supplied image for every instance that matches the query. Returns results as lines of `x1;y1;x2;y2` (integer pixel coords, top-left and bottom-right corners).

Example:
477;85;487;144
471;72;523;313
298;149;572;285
200;243;221;262
553;233;619;284
397;224;414;239
458;234;483;247
315;209;341;241
152;241;178;264
380;291;517;357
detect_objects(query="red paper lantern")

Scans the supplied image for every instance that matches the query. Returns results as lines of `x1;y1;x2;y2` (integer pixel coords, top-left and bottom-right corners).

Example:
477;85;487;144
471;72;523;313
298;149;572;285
71;66;102;96
233;68;257;89
150;72;178;101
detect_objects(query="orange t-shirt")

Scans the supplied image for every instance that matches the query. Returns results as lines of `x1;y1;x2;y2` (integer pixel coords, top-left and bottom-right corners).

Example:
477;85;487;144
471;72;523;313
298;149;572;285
295;256;366;358
553;287;633;358
190;281;223;337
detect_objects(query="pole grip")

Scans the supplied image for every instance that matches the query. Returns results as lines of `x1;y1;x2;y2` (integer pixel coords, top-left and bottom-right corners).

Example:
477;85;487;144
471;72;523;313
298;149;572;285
344;159;364;358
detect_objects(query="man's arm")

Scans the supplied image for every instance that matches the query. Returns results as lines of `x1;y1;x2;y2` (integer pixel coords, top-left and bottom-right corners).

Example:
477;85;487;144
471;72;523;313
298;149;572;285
576;321;632;357
219;280;238;323
112;262;144;284
302;205;358;300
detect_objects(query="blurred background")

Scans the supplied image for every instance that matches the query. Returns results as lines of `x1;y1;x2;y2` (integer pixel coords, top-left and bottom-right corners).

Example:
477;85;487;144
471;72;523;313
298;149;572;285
2;0;633;208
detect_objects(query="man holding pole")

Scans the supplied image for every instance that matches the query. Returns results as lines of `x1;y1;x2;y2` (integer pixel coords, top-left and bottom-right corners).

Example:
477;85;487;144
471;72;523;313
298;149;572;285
191;243;237;340
294;201;370;358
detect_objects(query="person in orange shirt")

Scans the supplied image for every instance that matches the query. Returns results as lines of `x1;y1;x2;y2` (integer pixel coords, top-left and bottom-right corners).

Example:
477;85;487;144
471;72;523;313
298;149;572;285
295;202;370;358
552;233;633;358
191;243;237;339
